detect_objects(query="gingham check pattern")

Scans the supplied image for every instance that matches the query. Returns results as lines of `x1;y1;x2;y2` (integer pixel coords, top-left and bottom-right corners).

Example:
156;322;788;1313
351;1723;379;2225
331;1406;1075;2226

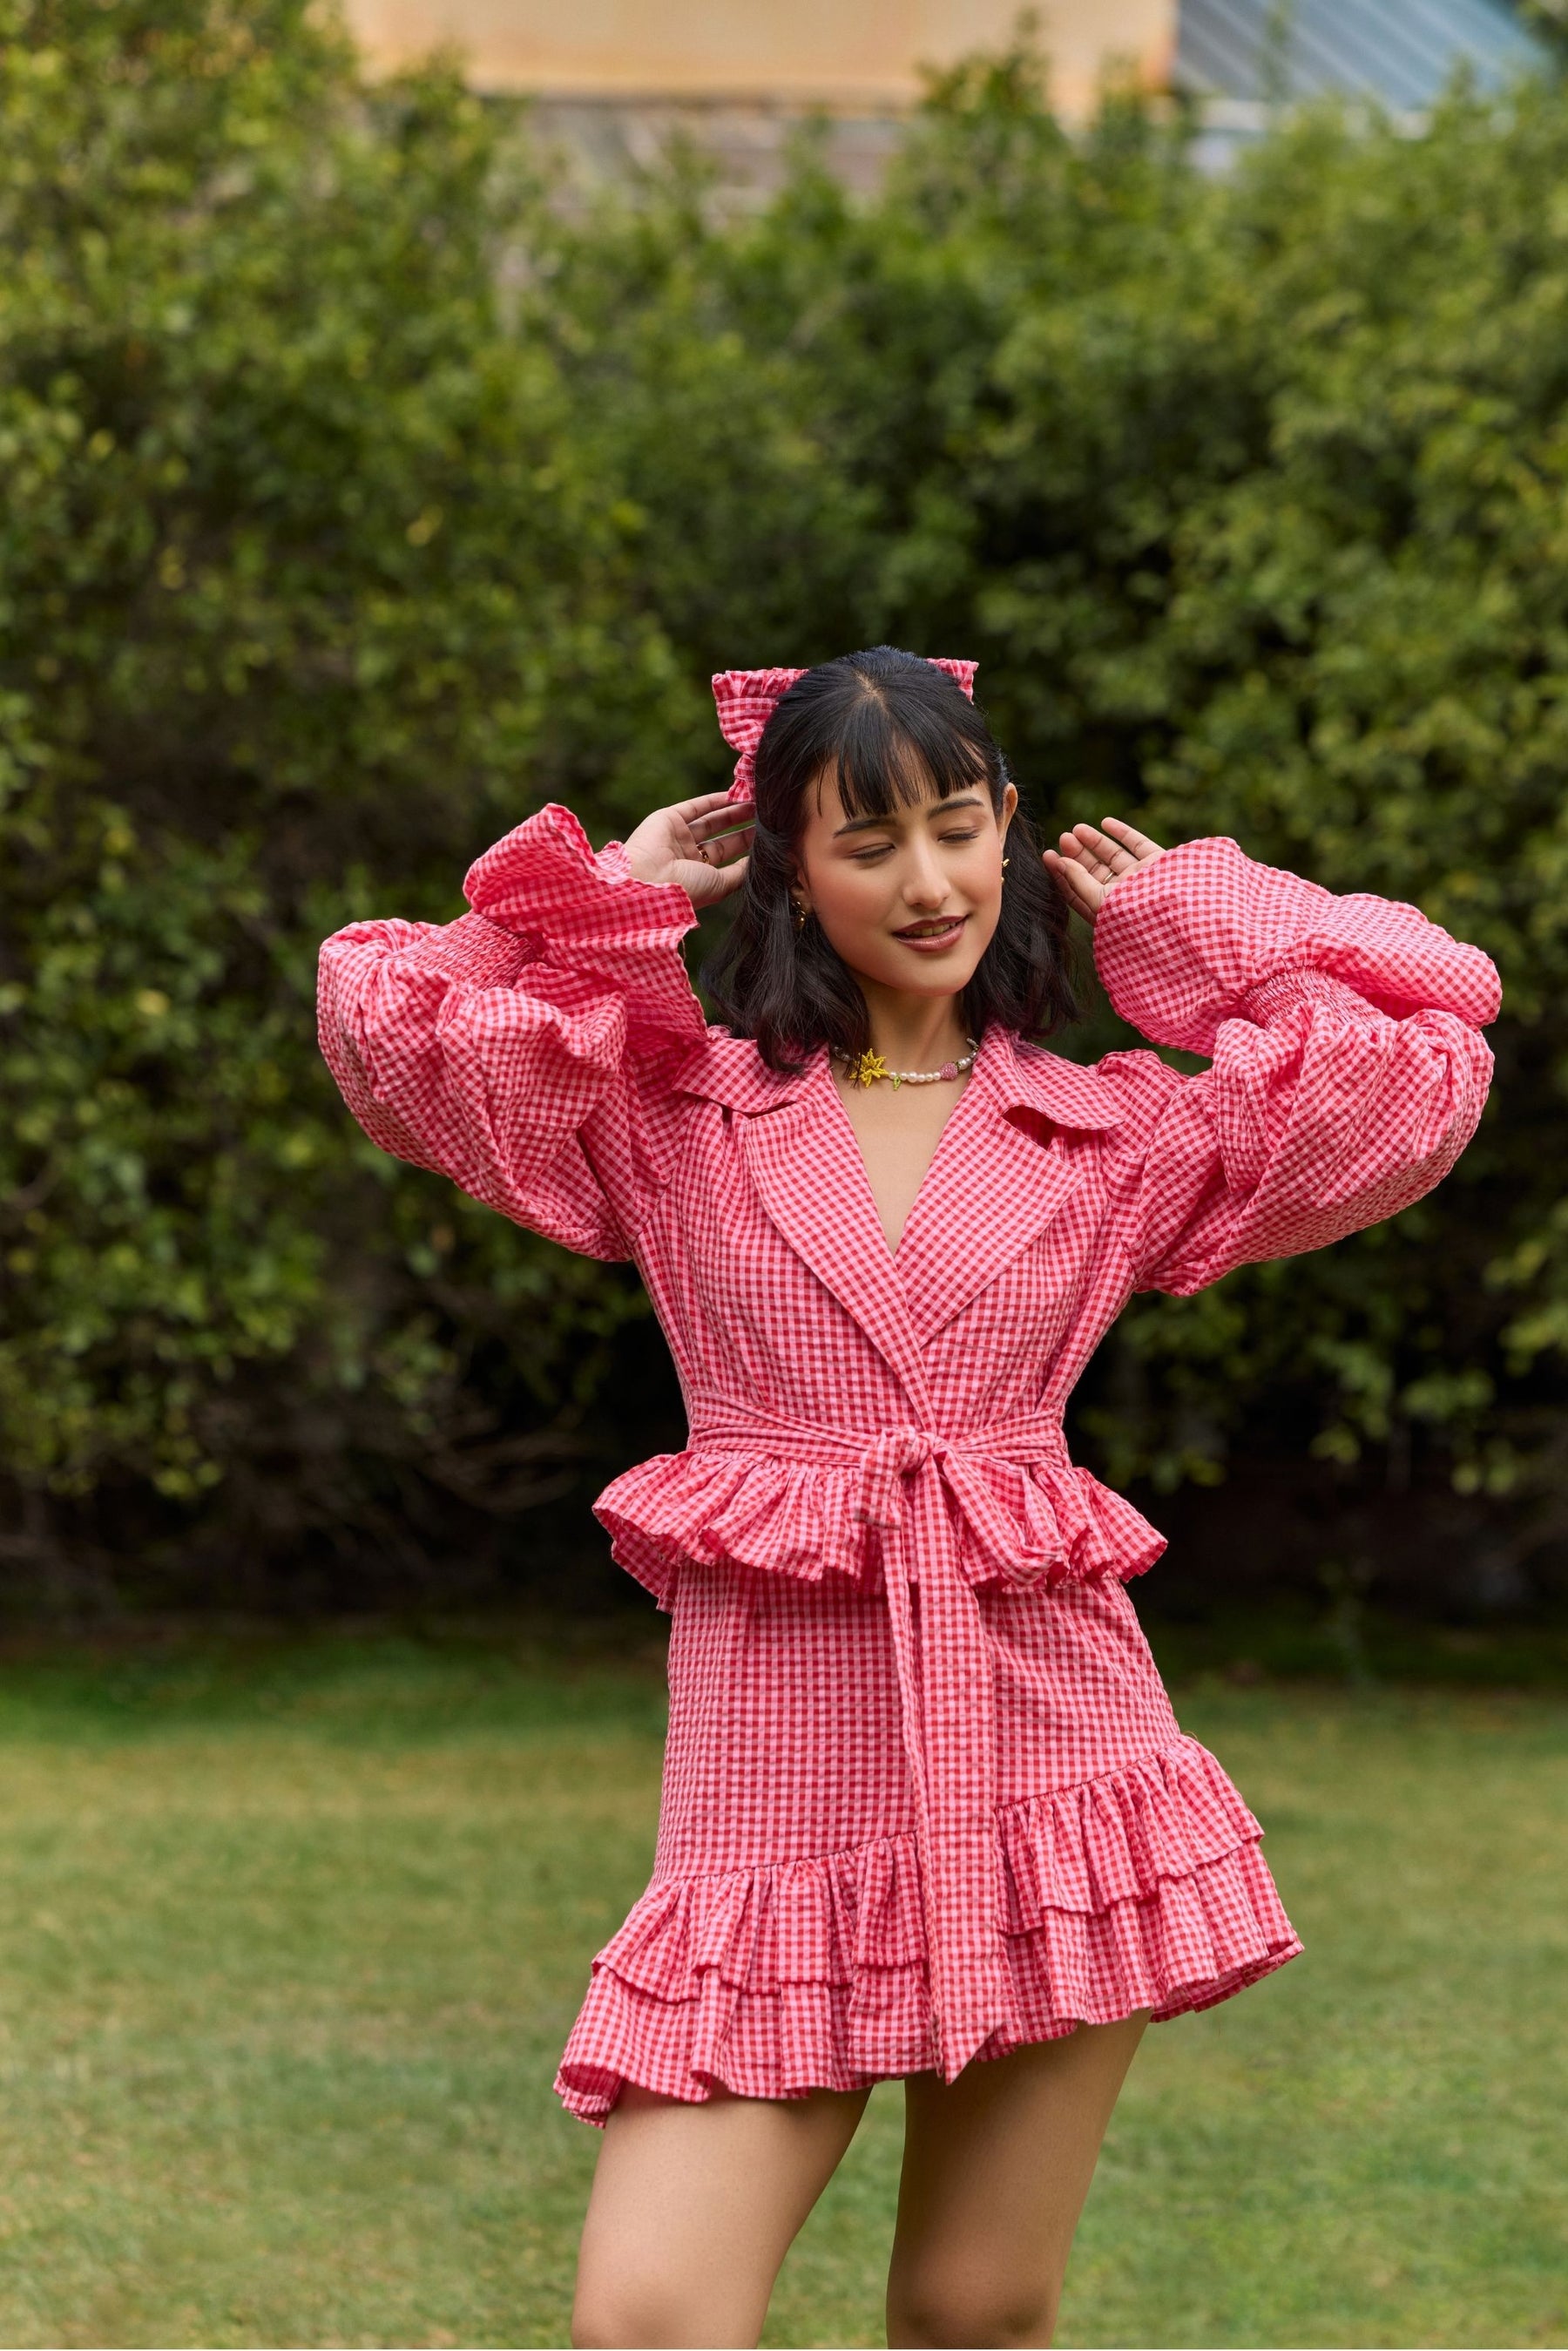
713;660;977;799
318;811;1499;2123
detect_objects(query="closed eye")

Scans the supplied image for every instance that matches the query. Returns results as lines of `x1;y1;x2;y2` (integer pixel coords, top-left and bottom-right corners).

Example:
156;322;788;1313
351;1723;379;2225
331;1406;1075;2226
851;831;979;862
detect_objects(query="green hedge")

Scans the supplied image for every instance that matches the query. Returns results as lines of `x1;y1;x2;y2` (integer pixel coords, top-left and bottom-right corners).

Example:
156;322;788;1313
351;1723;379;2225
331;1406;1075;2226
2;3;1563;1608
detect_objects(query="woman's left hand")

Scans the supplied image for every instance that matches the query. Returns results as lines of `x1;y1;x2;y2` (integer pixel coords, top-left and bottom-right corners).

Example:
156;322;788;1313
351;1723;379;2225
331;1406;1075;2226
1042;817;1165;922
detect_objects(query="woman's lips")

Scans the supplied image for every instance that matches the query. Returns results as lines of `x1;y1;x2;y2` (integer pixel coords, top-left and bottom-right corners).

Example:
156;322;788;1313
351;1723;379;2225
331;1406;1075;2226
891;915;968;953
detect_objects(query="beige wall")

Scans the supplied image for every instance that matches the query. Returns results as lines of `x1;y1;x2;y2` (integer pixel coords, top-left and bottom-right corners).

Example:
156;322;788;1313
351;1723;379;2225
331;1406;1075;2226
343;1;1175;119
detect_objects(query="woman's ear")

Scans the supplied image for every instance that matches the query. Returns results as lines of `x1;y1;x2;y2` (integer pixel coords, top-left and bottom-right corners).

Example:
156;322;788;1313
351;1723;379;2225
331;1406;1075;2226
999;779;1018;841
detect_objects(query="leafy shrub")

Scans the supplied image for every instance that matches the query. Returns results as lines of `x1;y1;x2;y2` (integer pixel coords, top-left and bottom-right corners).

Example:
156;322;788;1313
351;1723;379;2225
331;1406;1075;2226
2;5;1563;1612
0;0;693;1602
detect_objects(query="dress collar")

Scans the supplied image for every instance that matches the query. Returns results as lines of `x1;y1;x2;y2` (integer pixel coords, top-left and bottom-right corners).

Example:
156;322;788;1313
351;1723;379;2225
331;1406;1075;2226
672;1020;1122;1130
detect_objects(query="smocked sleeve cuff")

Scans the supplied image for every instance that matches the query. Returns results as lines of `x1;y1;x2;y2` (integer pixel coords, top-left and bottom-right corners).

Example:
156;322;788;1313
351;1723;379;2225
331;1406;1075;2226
1092;836;1501;1055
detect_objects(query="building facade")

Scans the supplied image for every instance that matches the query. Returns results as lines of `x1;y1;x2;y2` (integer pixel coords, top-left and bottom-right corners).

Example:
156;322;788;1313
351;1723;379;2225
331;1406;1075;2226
344;1;1174;117
341;0;1551;188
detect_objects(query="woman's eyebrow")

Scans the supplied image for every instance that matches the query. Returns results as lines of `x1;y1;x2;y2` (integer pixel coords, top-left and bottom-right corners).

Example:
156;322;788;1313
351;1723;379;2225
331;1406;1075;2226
833;793;985;838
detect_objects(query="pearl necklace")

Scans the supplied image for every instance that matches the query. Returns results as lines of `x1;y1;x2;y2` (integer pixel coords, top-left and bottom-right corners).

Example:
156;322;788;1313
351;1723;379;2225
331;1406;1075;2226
831;1035;980;1089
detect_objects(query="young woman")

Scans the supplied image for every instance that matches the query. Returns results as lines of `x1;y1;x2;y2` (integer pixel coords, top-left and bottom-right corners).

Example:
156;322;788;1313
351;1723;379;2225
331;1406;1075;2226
318;647;1499;2349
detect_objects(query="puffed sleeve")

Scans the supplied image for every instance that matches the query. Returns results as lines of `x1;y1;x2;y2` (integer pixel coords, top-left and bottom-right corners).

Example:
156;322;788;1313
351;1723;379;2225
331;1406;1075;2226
316;802;708;1260
1090;837;1501;1296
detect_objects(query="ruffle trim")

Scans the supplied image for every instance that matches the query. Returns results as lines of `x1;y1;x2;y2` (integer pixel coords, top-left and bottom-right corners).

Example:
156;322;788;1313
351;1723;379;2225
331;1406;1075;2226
461;801;708;1067
592;1447;1167;1608
554;1735;1302;2125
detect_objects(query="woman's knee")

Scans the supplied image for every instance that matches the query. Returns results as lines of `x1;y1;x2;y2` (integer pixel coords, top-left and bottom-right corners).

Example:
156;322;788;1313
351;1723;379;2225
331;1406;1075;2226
572;2274;751;2351
887;2266;1060;2349
569;2278;644;2349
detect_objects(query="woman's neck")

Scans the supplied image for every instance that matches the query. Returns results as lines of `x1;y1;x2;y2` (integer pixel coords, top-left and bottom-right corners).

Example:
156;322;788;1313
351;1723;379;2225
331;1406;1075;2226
854;985;971;1073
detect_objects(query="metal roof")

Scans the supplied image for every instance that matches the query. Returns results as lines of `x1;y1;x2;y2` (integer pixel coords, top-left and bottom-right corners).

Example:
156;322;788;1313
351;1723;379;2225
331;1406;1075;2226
1175;0;1551;108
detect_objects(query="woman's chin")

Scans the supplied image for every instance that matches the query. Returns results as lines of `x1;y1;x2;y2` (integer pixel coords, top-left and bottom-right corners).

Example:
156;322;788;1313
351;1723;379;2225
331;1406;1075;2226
845;957;980;1000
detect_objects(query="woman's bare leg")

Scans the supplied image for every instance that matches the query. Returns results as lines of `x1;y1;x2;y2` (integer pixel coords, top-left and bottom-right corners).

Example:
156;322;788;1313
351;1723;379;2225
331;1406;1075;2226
571;2078;872;2349
886;2010;1151;2349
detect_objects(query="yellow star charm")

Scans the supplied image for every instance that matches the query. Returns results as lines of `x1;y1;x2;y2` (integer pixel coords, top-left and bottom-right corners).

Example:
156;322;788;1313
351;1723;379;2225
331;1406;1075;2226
853;1050;889;1087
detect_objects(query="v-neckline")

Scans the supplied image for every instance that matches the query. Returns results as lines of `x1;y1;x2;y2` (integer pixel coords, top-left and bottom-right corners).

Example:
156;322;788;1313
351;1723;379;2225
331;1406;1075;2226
815;1037;990;1263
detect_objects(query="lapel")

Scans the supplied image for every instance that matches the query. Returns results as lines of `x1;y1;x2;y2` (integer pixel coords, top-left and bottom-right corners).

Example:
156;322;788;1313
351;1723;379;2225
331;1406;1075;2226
891;1029;1123;1343
672;1024;1123;1400
737;1064;940;1417
675;1030;936;1412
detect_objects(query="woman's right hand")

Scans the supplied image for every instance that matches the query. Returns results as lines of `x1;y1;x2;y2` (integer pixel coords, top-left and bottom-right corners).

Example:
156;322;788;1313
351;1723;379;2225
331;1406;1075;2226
624;792;755;908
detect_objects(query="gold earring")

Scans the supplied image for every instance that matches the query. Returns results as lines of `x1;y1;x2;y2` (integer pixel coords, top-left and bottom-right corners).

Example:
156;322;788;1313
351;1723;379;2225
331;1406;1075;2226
1001;857;1010;871
793;900;808;932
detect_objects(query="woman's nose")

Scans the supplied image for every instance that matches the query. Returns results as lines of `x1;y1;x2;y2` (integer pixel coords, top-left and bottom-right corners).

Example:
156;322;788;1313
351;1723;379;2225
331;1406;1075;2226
902;844;950;905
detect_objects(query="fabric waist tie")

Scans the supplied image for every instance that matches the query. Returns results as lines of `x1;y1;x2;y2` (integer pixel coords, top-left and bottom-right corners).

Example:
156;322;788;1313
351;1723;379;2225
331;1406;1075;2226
684;1397;1073;2083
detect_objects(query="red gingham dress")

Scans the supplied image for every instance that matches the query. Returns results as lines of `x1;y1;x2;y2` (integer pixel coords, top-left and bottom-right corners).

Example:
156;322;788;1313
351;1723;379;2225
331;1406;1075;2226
317;810;1499;2127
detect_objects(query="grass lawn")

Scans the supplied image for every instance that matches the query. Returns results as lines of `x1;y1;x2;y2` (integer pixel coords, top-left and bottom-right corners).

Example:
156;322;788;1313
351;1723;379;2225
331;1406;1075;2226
0;1617;1561;2348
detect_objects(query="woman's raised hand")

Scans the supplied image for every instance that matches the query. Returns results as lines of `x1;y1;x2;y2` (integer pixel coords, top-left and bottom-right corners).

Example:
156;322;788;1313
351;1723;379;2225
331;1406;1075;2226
624;791;756;908
1041;817;1165;923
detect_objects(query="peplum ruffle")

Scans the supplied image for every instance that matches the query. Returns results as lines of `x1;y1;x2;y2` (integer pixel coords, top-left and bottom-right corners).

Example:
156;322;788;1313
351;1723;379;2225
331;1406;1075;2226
591;1447;1168;1609
554;1733;1302;2125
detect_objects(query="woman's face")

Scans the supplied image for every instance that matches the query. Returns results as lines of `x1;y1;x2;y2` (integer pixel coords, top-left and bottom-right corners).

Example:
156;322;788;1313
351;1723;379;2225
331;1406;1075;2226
791;761;1017;1000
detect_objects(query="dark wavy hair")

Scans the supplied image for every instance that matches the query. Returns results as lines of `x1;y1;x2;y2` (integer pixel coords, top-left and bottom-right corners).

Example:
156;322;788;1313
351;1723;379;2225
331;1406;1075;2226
700;647;1081;1074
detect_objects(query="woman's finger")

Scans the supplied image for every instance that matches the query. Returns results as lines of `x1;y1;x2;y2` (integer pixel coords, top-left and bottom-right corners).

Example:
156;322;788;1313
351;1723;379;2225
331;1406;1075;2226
686;823;753;873
1042;847;1104;918
1056;831;1115;886
690;810;755;855
1099;815;1164;862
1054;829;1105;876
1069;823;1139;874
672;789;745;820
679;849;748;901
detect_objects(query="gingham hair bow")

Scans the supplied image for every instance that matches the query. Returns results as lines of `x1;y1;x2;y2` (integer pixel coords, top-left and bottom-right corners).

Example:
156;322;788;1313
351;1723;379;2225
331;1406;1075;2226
711;659;978;802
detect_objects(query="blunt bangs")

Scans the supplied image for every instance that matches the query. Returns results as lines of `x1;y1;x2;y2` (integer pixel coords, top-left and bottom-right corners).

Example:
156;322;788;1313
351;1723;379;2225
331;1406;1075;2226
808;684;991;824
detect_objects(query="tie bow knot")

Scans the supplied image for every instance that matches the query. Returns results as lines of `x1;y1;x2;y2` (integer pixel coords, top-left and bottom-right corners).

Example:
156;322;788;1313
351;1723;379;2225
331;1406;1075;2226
852;1424;946;1528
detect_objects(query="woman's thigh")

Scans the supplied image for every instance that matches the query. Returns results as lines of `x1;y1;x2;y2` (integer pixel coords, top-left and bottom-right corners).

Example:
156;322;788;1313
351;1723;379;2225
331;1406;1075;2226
572;2078;872;2350
887;2011;1151;2350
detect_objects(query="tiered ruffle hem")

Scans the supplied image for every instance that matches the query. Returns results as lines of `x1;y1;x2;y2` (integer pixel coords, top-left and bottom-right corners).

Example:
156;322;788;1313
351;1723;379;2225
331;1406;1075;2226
554;1731;1301;2126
